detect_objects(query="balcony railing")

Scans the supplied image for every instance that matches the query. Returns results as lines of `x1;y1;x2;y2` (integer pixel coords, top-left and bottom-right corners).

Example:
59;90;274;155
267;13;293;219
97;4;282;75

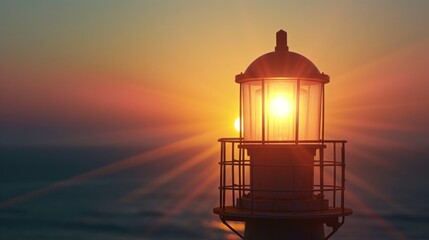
217;138;347;215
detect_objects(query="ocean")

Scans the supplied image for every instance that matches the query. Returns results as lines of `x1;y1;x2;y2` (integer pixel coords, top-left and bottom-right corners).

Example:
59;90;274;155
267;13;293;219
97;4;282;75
1;146;428;239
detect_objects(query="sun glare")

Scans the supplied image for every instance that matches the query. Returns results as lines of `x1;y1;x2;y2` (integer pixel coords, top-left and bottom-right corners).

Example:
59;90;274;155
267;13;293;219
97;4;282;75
270;95;292;118
234;117;240;132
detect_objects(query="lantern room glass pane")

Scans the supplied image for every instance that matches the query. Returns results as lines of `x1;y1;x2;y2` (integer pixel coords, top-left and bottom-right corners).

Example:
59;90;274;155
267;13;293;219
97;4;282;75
241;79;322;141
242;81;262;140
298;81;321;140
265;80;296;140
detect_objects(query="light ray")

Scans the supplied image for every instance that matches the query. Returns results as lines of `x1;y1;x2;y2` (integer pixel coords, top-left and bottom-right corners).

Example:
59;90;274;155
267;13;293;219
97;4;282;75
121;144;218;202
144;161;219;236
47;121;222;147
329;126;404;150
346;190;408;239
0;130;217;208
328;118;421;134
346;171;415;216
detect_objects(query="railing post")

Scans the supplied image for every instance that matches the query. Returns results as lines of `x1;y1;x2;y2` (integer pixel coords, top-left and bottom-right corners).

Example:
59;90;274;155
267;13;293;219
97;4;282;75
320;144;324;199
341;142;346;214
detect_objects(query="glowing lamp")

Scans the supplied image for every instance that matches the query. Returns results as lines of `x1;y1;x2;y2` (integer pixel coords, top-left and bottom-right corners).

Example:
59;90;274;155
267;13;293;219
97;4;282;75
237;29;329;142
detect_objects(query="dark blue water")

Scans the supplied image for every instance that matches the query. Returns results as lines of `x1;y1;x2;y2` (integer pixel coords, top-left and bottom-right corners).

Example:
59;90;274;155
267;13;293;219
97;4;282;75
1;146;428;239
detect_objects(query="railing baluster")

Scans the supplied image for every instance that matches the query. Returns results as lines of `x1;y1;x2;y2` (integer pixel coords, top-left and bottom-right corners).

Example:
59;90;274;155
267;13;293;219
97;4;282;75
219;140;224;210
333;142;337;207
238;142;242;204
232;142;235;207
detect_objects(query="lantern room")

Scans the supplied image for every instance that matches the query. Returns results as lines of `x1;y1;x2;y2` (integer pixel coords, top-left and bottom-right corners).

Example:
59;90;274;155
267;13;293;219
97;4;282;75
236;30;329;141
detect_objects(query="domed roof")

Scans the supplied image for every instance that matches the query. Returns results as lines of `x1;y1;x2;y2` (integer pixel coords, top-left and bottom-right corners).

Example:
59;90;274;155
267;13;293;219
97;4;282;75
236;30;329;83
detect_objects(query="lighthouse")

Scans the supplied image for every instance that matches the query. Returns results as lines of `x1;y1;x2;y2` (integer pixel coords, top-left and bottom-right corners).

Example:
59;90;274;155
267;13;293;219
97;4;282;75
213;30;352;239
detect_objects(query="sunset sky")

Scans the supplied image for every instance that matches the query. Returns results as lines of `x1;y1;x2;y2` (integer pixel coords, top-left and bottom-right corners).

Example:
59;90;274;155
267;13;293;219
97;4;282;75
1;1;429;238
1;0;429;147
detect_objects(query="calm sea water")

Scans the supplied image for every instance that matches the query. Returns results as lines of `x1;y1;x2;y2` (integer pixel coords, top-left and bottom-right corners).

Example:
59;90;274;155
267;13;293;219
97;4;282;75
1;146;428;239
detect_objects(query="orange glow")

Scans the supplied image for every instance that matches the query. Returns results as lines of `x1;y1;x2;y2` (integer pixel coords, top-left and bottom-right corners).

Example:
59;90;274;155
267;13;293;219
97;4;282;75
234;117;240;132
269;94;293;119
205;220;245;232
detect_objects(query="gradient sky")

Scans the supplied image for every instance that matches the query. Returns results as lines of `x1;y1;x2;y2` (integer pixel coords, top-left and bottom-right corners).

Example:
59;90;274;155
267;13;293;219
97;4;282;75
1;1;429;239
1;0;429;147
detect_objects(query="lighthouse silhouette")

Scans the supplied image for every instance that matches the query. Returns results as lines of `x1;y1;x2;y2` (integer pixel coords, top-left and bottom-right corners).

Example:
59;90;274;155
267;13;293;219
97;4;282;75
213;30;352;240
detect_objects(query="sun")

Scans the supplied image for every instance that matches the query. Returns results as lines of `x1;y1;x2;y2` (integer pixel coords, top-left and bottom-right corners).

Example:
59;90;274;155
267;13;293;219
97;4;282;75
234;117;240;132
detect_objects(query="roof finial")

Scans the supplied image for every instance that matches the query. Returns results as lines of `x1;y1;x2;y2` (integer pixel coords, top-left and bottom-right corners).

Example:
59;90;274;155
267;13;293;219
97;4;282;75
275;29;288;52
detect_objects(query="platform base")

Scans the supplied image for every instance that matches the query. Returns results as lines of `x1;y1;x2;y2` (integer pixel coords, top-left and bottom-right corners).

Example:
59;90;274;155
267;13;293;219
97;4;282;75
244;219;324;240
238;196;328;212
